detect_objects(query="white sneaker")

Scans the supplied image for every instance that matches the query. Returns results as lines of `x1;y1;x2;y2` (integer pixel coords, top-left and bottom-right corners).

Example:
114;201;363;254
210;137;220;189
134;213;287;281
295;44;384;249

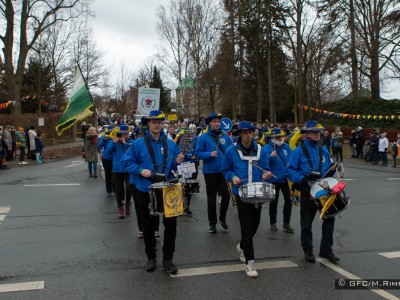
21;161;28;165
18;162;22;165
245;263;258;278
236;243;245;263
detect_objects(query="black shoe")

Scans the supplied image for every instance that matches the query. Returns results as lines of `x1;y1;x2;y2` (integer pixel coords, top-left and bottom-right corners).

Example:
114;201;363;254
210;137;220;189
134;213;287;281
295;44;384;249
304;252;315;263
319;252;340;262
185;207;193;216
163;260;178;274
209;225;217;233
145;258;156;272
219;219;228;230
283;224;295;233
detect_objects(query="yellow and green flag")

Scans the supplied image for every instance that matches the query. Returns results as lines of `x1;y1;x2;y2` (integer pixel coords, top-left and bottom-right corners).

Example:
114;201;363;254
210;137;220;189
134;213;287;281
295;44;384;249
55;67;94;135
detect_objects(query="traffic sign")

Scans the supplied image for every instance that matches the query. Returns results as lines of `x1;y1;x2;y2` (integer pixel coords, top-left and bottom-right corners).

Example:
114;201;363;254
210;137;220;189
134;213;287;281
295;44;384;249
221;118;233;132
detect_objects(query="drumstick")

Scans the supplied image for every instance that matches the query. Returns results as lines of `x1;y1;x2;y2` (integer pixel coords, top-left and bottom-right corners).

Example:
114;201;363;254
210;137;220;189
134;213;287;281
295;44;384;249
166;153;184;160
250;162;278;178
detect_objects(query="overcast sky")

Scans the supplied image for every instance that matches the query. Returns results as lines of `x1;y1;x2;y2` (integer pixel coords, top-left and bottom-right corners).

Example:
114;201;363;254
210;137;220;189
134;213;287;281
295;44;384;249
91;0;400;99
91;0;169;73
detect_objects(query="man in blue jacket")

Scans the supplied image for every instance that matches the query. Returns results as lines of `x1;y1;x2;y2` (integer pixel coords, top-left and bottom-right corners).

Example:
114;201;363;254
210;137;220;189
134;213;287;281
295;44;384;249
262;128;294;233
194;113;233;233
221;121;272;277
286;121;339;263
122;110;184;274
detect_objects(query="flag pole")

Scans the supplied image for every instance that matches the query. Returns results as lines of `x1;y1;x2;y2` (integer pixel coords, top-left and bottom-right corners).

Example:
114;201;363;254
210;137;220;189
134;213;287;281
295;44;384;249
76;61;98;127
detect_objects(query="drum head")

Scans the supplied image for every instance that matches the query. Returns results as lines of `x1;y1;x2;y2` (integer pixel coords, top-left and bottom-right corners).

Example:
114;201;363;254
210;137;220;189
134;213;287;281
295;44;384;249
310;177;339;198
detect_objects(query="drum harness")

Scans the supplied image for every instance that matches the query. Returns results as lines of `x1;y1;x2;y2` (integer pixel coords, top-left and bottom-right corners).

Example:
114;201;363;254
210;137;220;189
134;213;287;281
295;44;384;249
236;144;262;184
144;135;168;183
300;144;323;184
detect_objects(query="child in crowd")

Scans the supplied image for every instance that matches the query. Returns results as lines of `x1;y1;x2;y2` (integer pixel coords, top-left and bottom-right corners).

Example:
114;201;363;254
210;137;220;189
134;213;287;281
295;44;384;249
34;132;44;164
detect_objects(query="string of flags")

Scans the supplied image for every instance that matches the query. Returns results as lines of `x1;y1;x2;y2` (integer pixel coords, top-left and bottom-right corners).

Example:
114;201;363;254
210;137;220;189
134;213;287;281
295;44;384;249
0;96;52;110
296;104;399;121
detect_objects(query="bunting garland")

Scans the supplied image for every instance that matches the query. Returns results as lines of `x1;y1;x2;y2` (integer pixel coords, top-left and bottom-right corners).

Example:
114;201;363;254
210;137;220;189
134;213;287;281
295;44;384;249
0;97;54;110
297;104;399;121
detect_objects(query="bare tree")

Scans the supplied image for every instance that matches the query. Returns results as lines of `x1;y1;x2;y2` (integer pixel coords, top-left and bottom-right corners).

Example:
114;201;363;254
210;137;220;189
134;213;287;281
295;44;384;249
0;0;90;113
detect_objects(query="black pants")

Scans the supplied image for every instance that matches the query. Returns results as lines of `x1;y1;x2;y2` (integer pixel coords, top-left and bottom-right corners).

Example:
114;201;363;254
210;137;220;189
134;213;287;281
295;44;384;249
237;196;262;263
19;146;25;162
300;190;335;255
113;172;131;208
333;147;343;161
184;169;198;207
102;158;114;193
137;190;177;260
356;142;364;158
269;182;292;225
204;173;230;226
130;184;143;231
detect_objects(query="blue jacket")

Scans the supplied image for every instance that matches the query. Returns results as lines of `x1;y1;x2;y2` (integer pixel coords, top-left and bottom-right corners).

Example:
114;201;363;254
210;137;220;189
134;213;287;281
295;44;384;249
286;140;334;184
194;127;232;174
98;136;113;161
103;139;132;173
262;142;292;184
122;130;181;192
220;138;269;196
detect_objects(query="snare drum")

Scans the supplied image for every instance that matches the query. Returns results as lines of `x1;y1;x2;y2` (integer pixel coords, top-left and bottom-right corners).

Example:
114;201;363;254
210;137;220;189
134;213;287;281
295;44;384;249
183;179;200;194
310;177;350;219
239;182;275;205
149;182;184;217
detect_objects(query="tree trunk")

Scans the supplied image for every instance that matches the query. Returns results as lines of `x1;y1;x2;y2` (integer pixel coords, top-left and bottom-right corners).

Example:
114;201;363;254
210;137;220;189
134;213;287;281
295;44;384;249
256;55;264;122
296;0;304;123
266;14;276;123
349;0;358;101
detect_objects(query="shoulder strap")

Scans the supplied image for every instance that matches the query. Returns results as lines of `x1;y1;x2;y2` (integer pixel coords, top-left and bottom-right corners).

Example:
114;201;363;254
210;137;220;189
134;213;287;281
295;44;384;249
300;143;322;173
276;146;287;168
210;133;225;154
144;135;167;173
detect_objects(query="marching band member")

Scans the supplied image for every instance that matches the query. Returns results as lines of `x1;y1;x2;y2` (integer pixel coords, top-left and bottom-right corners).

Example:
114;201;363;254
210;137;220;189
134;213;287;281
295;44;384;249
98;125;115;197
286;121;339;263
262;128;294;233
103;123;132;219
122;110;184;274
220;121;272;278
174;122;198;216
194;113;232;233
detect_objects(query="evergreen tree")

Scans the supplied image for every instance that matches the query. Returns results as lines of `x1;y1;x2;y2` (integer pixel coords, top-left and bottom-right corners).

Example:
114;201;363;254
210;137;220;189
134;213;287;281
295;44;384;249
150;66;169;113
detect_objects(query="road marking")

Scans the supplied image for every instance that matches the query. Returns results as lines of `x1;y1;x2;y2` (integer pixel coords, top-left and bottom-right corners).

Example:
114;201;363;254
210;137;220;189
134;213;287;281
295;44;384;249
317;259;399;300
386;178;400;180
0;281;44;293
65;163;84;168
24;183;80;187
379;251;400;259
0;215;5;221
170;260;297;278
0;206;10;214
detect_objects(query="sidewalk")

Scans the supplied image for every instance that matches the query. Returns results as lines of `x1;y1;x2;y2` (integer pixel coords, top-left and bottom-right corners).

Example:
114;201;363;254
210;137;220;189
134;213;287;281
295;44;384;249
5;139;84;168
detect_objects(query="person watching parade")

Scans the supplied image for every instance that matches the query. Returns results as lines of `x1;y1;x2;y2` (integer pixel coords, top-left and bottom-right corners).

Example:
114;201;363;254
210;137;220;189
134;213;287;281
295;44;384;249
286;121;339;263
194;112;232;233
122;110;185;274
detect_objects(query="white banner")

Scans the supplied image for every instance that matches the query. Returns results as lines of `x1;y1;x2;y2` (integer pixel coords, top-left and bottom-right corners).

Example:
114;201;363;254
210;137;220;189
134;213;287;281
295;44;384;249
138;87;160;115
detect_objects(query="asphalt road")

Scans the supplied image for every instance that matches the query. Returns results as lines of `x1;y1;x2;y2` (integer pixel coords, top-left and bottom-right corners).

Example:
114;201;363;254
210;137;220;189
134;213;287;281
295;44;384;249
0;156;399;300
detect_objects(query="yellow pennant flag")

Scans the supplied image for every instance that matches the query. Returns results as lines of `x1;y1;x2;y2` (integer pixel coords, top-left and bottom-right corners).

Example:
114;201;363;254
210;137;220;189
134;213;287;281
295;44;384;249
373;116;377;120
379;116;383;120
162;183;184;218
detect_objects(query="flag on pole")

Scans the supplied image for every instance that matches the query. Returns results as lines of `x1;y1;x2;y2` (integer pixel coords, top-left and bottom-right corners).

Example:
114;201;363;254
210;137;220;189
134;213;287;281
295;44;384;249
55;67;94;136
